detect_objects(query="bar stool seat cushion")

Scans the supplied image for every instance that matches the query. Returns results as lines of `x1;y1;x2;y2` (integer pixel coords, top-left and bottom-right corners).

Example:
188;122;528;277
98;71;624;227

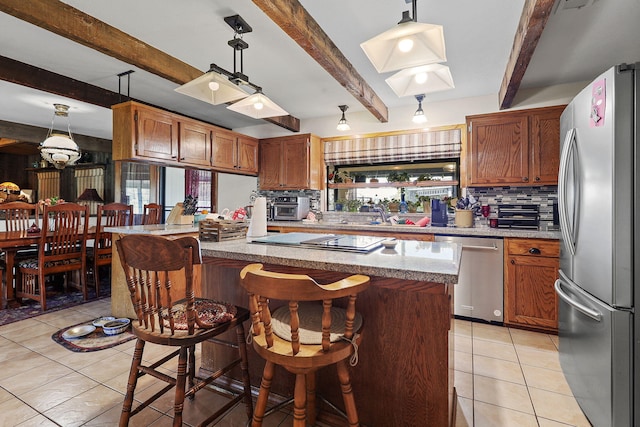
163;298;237;330
271;302;363;344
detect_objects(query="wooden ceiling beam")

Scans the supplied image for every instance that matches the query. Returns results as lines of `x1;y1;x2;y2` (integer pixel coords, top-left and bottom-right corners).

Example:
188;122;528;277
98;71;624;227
252;0;389;123
0;55;123;108
0;119;112;152
0;0;300;132
498;0;555;110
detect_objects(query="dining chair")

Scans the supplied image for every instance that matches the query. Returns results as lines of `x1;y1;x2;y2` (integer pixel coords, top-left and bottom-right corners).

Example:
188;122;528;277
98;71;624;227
142;203;162;225
86;202;132;297
16;203;89;311
0;202;39;306
239;263;371;427
116;234;253;427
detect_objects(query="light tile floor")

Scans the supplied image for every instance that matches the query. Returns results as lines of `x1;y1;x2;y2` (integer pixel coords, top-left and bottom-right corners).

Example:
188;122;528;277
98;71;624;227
453;318;592;427
0;299;593;426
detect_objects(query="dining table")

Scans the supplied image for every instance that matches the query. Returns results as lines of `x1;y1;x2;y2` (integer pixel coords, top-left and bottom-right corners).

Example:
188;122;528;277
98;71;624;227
0;227;96;309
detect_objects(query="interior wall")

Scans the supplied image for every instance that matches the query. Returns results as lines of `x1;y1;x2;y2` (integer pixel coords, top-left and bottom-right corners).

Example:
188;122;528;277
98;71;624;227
217;173;257;213
233;81;584;139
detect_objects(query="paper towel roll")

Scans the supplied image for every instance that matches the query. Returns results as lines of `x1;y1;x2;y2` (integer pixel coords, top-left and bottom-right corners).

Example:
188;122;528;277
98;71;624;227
246;197;267;240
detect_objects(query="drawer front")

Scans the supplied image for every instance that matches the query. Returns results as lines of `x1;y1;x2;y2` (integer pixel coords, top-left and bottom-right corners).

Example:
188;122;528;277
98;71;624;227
506;238;559;257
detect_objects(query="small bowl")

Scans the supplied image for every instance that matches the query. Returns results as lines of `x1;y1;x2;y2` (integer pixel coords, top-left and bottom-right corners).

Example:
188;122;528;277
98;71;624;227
92;316;116;327
102;318;131;336
381;239;397;249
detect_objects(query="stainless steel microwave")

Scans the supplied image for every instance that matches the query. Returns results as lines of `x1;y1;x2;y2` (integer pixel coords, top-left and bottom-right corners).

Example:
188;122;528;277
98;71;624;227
272;196;310;221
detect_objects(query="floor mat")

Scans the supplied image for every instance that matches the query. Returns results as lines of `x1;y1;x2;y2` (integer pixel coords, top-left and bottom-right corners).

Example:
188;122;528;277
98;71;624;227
0;277;111;327
51;320;135;352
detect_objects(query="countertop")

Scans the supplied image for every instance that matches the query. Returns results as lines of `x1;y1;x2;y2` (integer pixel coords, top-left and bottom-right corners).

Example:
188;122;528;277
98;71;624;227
200;236;462;285
267;219;561;240
104;223;198;235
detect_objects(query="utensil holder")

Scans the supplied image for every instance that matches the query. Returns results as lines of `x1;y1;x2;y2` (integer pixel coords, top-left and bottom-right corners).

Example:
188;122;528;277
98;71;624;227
455;209;473;227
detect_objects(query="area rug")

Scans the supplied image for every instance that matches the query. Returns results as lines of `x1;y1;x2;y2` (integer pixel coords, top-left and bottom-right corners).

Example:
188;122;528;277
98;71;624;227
0;277;111;327
51;320;135;352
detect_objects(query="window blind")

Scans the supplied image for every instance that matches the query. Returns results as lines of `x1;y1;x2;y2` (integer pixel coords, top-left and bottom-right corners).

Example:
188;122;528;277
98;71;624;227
324;128;462;166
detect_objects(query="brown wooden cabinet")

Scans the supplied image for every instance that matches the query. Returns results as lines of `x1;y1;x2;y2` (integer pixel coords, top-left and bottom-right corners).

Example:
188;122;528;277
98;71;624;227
211;131;258;175
113;101;257;175
466;105;565;187
179;117;211;167
504;238;559;332
259;134;324;190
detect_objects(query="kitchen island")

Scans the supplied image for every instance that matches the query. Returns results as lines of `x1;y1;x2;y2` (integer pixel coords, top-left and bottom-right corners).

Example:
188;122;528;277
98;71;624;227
105;224;199;318
199;236;461;427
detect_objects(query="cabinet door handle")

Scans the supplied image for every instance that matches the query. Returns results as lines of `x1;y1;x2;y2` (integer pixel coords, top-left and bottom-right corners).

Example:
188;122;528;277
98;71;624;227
510;259;515;265
528;247;541;255
535;176;541;181
522;176;529;182
179;157;185;161
171;156;177;159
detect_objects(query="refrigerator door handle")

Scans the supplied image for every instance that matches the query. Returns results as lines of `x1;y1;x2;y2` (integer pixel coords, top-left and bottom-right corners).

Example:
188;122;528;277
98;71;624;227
558;128;577;255
554;274;602;322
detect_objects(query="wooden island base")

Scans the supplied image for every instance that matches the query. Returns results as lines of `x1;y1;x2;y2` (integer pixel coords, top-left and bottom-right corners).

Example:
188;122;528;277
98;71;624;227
200;257;455;427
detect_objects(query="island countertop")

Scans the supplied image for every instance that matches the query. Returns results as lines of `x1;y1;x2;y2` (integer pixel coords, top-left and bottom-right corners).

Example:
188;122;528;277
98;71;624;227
199;236;461;285
198;234;459;426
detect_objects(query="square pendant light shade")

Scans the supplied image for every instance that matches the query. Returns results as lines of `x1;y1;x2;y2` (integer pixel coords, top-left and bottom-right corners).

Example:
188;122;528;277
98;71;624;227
361;21;446;73
385;64;455;97
226;92;288;119
175;70;248;105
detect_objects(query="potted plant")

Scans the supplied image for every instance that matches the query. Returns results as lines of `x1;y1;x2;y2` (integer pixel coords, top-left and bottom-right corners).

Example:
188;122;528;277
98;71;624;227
387;198;400;212
387;171;410;183
335;199;346;211
345;199;362;212
417;195;432;213
407;200;418;213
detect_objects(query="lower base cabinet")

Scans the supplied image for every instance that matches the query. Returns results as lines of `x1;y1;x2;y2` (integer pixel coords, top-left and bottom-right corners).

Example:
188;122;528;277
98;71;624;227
504;238;559;332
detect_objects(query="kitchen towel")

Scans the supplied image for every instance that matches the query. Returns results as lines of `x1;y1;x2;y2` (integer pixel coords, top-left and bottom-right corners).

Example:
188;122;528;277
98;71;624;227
246;197;267;240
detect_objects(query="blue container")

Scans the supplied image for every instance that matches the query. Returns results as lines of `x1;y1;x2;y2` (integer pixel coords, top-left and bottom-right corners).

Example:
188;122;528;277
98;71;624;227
430;199;448;227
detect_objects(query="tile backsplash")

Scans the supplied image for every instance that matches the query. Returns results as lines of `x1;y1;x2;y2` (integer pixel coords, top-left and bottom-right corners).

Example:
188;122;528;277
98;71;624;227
466;186;557;228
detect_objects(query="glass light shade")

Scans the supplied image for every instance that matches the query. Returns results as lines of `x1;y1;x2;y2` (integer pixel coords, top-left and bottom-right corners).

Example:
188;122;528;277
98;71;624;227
175;70;248;105
386;63;455;97
412;108;427;124
361;21;446;73
337;118;351;131
227;92;288;119
40;134;81;169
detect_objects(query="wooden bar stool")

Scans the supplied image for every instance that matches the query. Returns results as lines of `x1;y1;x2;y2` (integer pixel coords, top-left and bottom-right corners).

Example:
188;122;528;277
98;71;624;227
116;234;253;427
239;263;370;427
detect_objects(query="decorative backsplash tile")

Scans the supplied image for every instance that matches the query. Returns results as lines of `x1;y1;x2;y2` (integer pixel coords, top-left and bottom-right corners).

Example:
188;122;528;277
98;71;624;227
466;186;557;228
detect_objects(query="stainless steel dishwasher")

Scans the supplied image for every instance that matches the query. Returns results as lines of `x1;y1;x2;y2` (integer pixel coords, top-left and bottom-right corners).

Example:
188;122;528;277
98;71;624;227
435;235;504;323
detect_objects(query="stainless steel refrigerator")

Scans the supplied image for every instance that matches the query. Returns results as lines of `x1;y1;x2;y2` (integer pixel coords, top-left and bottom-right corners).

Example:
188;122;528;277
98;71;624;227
555;62;638;427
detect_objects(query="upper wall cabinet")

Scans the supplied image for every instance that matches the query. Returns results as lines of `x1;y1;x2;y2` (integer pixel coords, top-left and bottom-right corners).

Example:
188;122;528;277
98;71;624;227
259;134;324;190
112;101;257;176
211;130;258;175
465;105;565;187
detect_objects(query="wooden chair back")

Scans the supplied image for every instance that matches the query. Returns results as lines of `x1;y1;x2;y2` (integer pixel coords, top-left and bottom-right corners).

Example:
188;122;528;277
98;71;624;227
0;201;38;231
116;234;203;335
240;263;370;354
39;203;89;267
142;203;163;225
95;203;133;256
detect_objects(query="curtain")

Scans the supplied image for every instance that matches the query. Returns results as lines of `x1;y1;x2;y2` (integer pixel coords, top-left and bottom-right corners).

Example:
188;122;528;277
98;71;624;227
185;169;212;211
324;128;462;166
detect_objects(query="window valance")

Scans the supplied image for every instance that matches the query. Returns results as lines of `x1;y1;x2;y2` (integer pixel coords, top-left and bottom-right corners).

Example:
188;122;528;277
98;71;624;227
324;128;461;166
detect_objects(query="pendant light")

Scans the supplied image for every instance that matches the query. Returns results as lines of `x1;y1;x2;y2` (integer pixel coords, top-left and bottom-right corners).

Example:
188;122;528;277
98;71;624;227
386;63;454;97
227;89;288;119
336;105;351;131
40;104;81;169
360;0;446;74
412;94;427;124
175;68;248;105
176;14;287;119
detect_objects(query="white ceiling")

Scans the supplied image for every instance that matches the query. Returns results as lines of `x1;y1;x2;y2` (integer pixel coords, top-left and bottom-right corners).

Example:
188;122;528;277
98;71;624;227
0;0;638;141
